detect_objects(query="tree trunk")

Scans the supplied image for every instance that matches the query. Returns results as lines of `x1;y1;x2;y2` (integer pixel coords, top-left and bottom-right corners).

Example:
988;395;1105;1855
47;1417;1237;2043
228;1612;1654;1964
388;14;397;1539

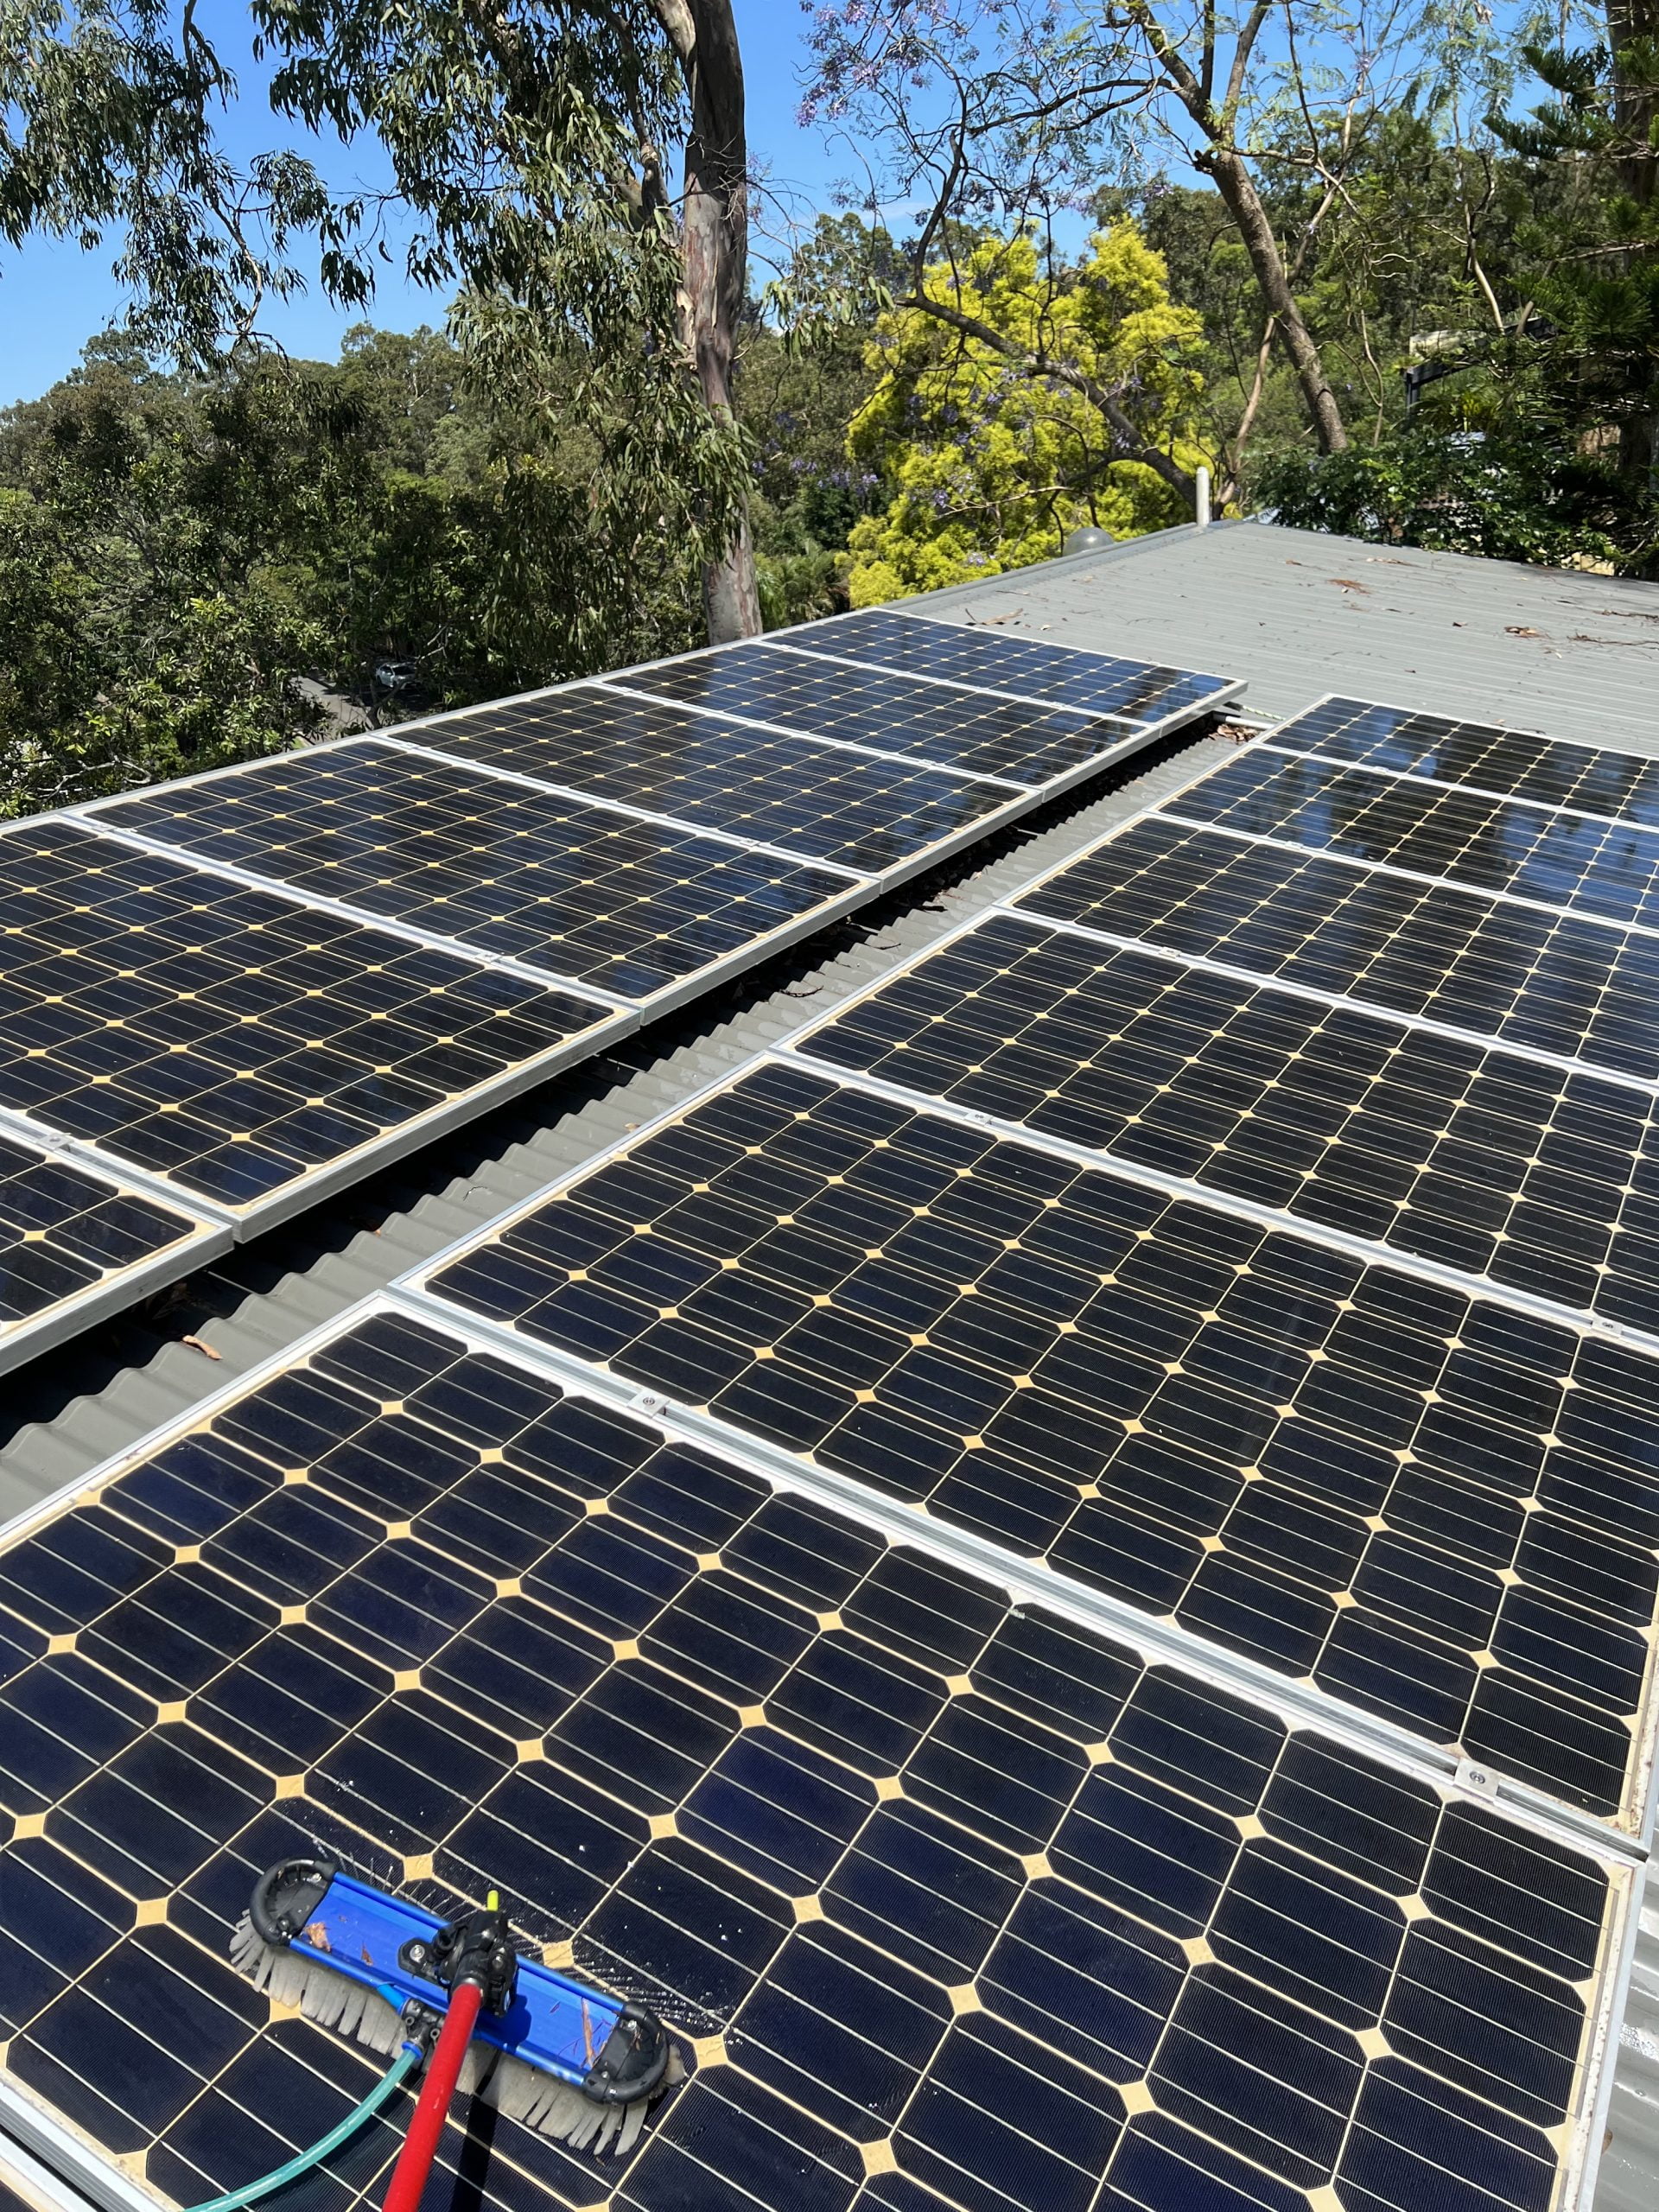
1604;0;1659;481
1607;0;1659;205
1199;145;1350;453
658;0;762;642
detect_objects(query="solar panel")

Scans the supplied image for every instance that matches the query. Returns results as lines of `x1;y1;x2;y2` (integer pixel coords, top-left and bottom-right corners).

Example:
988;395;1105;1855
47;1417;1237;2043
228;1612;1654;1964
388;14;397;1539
1167;748;1659;927
93;740;861;1005
385;684;1020;874
414;1059;1659;1827
794;907;1659;1333
1268;696;1659;823
0;1302;1629;2212
1014;817;1659;1081
0;629;1236;1362
0;1122;226;1376
609;642;1155;785
779;607;1234;722
0;819;625;1222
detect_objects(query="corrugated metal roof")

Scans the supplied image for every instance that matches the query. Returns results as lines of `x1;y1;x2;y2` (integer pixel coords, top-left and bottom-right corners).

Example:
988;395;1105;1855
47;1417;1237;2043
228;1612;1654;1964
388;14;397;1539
3;517;1656;2209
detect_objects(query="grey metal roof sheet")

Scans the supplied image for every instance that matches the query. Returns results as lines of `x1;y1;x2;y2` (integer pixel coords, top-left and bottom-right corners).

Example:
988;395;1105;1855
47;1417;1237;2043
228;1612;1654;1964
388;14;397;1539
3;516;1656;2208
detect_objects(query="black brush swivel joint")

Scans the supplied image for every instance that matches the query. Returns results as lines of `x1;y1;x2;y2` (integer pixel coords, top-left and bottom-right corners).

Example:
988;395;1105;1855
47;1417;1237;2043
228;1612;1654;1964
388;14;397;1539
402;1904;519;2015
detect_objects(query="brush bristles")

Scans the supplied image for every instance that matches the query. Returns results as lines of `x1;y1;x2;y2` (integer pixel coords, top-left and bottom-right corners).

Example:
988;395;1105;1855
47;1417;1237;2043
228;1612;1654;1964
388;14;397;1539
230;1920;681;2155
231;1916;407;2056
487;2047;683;2157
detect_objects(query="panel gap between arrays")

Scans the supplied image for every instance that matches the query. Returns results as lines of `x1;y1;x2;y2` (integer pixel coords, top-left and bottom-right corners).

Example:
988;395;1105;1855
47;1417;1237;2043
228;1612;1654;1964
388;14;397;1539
0;1299;1632;2212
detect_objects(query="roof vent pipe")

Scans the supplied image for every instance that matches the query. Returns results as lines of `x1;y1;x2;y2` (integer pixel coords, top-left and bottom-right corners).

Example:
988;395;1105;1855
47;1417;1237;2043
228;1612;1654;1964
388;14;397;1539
1195;467;1211;528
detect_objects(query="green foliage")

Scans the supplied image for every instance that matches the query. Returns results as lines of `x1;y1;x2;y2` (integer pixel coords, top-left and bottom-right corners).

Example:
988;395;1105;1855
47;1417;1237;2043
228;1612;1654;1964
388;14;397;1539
844;224;1205;606
0;323;728;817
0;352;327;816
738;213;888;624
0;1;756;636
1257;419;1638;568
1257;33;1659;575
1490;38;1659;508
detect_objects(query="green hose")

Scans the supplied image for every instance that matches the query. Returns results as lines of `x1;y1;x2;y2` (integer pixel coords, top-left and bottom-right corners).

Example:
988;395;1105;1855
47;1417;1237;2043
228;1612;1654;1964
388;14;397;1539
186;2042;423;2212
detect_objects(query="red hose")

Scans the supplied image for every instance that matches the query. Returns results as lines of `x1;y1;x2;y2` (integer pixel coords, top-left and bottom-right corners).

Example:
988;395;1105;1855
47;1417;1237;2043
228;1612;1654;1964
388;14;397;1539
382;1980;484;2212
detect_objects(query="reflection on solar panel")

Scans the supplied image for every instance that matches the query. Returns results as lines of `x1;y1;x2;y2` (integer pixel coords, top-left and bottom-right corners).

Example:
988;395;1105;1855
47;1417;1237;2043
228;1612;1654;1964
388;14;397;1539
797;909;1659;1332
611;643;1145;785
781;607;1232;722
1014;817;1659;1081
96;741;857;1004
1271;696;1659;823
0;820;620;1218
0;1126;225;1375
0;1305;1625;2212
1170;749;1659;926
379;685;1018;873
419;1060;1659;1825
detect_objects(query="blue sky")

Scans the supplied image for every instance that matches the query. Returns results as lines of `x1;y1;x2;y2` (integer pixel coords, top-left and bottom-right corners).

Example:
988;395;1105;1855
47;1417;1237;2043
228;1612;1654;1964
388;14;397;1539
0;2;844;405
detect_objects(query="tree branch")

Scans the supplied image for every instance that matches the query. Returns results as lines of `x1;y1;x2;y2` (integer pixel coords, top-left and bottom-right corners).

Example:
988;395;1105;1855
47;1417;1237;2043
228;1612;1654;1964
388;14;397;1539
901;287;1197;501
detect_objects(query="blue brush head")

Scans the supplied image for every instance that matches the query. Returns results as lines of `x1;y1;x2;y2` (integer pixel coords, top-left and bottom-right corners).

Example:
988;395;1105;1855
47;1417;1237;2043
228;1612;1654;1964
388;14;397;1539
231;1855;678;2156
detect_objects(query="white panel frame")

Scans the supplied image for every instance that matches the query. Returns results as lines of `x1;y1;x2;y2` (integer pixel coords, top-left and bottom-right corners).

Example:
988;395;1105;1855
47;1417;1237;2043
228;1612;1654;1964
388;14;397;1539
0;639;1240;1267
391;1027;1659;1856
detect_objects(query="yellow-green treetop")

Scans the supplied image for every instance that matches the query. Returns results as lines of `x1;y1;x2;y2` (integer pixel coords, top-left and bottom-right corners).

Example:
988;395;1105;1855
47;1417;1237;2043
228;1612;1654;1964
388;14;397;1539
845;222;1209;606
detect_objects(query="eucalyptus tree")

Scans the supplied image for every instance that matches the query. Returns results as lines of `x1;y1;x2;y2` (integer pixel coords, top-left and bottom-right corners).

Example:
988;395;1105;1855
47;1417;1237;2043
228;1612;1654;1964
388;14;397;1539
0;0;762;640
800;0;1507;462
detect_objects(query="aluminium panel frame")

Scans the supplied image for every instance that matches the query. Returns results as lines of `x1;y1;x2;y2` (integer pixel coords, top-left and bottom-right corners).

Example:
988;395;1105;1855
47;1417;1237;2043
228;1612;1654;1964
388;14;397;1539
64;675;1245;1018
0;1112;232;1383
394;719;1659;1855
391;1037;1656;1860
773;723;1659;1849
0;668;1240;1263
1151;737;1659;956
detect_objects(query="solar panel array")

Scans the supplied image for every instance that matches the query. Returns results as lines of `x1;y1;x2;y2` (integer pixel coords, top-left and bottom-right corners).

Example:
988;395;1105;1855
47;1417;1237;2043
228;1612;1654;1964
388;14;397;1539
0;612;1234;1361
801;911;1659;1329
1268;695;1659;823
96;741;859;1004
4;678;1650;2212
0;819;620;1223
416;1057;1657;1821
1172;747;1659;928
0;1306;1627;2212
387;690;1659;2205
